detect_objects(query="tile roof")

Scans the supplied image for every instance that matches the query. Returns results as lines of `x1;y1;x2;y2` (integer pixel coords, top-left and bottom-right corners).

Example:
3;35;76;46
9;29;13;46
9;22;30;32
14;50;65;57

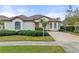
0;15;60;21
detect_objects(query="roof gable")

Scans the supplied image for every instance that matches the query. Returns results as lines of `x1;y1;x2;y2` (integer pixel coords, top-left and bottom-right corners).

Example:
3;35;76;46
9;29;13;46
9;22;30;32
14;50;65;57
0;15;9;20
0;15;61;22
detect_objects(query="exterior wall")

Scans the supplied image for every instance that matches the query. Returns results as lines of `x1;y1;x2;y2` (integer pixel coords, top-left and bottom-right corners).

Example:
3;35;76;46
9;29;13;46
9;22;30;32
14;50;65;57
0;25;3;30
46;22;60;31
39;23;42;28
35;17;49;28
45;23;49;30
4;21;13;30
4;18;35;30
53;22;59;31
12;18;23;30
58;22;61;30
34;17;60;31
41;17;49;21
4;18;23;30
23;22;35;30
4;17;60;31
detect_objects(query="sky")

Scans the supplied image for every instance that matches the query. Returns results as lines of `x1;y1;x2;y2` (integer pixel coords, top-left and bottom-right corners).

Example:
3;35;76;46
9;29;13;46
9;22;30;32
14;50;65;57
0;5;78;21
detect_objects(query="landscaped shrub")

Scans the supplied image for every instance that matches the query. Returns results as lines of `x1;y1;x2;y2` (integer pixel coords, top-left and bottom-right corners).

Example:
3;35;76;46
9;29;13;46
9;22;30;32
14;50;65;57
59;26;75;32
33;31;43;36
17;30;26;35
32;30;49;36
59;26;65;31
0;30;49;36
35;27;43;31
25;30;34;36
17;30;34;36
17;30;49;36
0;30;17;36
66;26;75;32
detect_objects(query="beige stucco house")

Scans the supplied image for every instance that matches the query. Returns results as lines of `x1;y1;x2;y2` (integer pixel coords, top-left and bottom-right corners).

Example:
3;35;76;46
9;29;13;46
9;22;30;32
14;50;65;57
0;15;61;31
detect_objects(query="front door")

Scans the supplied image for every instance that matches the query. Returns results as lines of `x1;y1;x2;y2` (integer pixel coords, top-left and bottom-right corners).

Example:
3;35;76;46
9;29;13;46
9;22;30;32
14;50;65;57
15;22;21;30
35;22;39;28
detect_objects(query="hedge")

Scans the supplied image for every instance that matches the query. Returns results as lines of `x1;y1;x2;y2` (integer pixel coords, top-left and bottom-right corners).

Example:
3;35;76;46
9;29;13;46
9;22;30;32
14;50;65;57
66;26;75;32
0;30;17;36
35;27;43;31
17;30;49;36
17;30;34;36
59;26;75;32
59;26;65;31
33;30;49;36
0;30;49;36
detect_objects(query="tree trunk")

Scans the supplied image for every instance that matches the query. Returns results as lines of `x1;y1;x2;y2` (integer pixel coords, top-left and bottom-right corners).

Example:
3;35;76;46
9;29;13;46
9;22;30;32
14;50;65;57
64;25;66;32
43;27;44;40
74;26;77;32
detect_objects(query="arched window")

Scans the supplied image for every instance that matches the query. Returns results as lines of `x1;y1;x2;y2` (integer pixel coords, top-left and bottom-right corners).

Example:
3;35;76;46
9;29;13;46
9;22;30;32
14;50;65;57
50;23;52;29
15;22;21;30
54;22;57;28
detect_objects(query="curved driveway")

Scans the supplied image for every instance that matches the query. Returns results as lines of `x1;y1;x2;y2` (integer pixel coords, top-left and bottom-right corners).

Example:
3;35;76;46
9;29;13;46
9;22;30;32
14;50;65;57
48;32;79;42
48;31;79;53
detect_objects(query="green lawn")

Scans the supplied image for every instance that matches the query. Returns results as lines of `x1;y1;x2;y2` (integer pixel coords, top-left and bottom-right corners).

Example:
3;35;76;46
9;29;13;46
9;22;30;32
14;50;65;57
66;32;79;36
0;46;64;53
0;35;54;41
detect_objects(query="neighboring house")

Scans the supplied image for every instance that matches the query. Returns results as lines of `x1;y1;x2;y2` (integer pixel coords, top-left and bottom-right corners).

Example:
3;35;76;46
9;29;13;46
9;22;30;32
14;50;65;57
0;15;61;31
0;24;3;30
0;15;8;30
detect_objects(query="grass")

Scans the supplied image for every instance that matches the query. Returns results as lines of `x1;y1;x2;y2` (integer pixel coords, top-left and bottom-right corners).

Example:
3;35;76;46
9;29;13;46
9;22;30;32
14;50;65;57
0;35;54;41
0;46;64;53
66;31;79;36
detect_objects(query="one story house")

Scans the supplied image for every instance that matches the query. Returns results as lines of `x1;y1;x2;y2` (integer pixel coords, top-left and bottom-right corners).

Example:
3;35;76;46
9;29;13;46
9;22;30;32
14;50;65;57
0;15;61;31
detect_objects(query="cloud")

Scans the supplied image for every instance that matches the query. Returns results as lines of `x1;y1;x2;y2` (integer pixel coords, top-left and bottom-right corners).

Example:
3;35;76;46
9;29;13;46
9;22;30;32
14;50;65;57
0;5;66;20
46;12;65;21
17;8;26;13
1;6;12;11
0;12;16;17
16;8;26;16
0;6;30;17
0;5;35;17
0;6;17;17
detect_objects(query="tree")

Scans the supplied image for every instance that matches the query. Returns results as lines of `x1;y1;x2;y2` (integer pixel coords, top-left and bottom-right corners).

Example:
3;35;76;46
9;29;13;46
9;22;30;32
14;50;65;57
74;22;79;32
73;8;79;32
64;5;73;32
73;8;79;16
39;18;48;39
73;16;79;32
66;5;73;17
64;5;79;32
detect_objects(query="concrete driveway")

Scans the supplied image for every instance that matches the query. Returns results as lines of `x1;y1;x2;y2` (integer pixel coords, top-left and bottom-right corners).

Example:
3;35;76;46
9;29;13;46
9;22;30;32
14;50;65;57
48;31;79;53
48;31;79;42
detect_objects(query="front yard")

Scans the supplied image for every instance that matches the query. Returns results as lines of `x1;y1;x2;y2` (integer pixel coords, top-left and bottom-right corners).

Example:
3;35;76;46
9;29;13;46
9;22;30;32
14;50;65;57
0;30;55;41
0;35;54;41
0;46;64;53
66;32;79;36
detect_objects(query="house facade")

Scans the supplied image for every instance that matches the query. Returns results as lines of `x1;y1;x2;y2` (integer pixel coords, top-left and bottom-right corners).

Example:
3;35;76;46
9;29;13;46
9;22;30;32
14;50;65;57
0;15;61;31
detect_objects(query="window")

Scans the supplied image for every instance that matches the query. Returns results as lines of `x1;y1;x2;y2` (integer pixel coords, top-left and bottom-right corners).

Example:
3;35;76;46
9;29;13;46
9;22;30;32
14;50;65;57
15;22;21;30
35;22;39;28
54;23;57;28
50;23;52;29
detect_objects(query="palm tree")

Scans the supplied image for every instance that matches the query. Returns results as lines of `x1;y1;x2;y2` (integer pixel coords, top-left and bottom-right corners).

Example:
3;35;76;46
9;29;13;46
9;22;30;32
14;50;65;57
39;18;48;39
